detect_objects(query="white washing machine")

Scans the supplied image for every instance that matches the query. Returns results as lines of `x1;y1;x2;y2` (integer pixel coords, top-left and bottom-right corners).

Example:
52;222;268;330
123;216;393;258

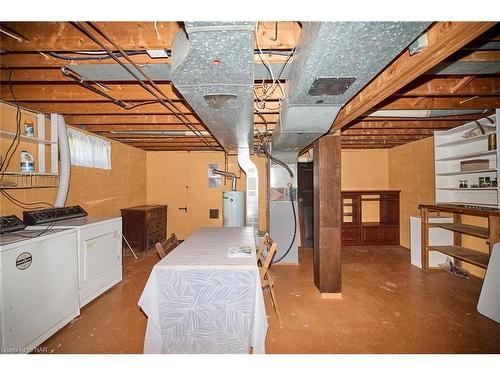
0;226;80;354
27;217;123;307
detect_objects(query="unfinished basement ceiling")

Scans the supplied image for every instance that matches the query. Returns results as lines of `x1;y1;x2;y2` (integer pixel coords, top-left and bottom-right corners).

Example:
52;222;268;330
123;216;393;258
0;21;499;150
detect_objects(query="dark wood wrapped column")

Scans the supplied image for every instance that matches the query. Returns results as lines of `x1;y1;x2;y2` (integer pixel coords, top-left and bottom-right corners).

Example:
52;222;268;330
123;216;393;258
313;133;342;297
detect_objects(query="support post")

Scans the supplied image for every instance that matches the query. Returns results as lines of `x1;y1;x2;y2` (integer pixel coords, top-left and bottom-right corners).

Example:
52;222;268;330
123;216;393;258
488;214;500;255
313;133;341;296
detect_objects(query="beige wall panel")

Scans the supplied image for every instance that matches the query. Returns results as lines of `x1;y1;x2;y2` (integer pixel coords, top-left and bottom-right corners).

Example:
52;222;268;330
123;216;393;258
341;149;389;222
146;151;268;240
341;149;389;190
388;137;435;251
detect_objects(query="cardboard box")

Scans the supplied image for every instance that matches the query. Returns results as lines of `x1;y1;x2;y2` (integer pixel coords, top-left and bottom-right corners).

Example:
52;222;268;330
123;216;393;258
460;159;490;172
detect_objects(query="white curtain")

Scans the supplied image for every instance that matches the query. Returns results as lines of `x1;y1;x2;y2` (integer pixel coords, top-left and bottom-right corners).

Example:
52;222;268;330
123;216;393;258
67;128;111;170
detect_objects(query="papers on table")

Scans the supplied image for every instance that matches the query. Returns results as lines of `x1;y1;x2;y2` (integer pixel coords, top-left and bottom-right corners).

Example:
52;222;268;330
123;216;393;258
227;245;253;257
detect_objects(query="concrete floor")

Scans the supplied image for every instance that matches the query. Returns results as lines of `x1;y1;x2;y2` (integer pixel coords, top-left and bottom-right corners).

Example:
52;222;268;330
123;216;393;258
37;245;500;354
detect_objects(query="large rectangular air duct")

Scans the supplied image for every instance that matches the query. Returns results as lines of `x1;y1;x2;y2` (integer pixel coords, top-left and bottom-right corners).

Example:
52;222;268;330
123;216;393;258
170;22;259;232
271;21;432;157
269;22;431;264
170;22;255;154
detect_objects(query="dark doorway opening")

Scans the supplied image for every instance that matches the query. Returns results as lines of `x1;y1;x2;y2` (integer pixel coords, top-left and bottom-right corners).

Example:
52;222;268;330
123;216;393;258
298;162;314;248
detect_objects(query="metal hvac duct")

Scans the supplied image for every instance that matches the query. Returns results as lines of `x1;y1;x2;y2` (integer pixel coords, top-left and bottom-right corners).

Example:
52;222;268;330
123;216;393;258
170;22;255;155
170;22;259;232
268;21;431;264
271;21;432;160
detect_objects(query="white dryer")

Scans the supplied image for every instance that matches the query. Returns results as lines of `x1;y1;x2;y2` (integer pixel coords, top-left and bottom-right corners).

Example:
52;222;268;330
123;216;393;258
0;226;80;353
28;217;123;307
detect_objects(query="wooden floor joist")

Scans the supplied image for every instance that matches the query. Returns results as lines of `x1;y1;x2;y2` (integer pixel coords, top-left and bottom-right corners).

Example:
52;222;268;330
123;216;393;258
1;21;498;150
0;21;300;52
378;96;500;110
331;22;496;132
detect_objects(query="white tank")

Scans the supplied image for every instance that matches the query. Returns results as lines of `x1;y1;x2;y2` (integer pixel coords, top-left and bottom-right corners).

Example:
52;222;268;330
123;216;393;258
223;191;245;227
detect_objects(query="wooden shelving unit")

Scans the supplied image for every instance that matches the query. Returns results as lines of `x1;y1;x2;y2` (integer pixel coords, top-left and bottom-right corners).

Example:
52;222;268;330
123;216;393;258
418;203;500;271
429;222;489;238
434;111;499;208
427;245;489;269
0;102;59;189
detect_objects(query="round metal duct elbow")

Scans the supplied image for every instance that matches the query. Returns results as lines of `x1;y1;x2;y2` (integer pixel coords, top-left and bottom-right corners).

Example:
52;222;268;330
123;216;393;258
54;115;71;208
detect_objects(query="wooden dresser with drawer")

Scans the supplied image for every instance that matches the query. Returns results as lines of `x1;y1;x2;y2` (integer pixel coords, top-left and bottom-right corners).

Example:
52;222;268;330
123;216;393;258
120;205;167;251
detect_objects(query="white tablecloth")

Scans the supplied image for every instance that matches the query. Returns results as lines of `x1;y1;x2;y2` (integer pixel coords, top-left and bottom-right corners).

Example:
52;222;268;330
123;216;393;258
138;227;268;354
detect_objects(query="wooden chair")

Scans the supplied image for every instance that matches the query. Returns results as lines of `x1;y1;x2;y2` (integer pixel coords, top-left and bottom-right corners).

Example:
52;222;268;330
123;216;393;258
257;234;282;328
256;233;272;265
155;233;179;259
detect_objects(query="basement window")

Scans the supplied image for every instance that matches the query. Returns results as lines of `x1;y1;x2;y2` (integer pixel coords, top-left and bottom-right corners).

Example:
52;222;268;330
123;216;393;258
67;128;111;170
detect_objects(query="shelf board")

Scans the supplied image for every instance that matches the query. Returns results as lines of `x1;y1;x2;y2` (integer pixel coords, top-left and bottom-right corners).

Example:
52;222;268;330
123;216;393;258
436;149;496;162
429;222;489;239
435;133;490;148
436;187;497;191
429;245;489;269
1;172;58;176
0;130;55;145
437;201;499;209
436;169;496;176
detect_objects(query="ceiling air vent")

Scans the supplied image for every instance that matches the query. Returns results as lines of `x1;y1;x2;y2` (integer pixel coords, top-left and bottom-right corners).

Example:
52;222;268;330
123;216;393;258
307;77;357;96
204;94;237;109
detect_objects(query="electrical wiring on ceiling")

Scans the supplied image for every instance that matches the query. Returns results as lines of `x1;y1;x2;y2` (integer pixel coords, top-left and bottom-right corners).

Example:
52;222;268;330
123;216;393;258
46;50;153;61
0;70;22;178
45;49;291;62
73;21;216;151
254;24;295;113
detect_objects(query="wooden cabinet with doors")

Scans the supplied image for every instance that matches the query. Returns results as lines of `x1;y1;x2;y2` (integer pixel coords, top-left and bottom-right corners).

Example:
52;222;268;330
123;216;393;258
341;190;400;245
121;205;168;251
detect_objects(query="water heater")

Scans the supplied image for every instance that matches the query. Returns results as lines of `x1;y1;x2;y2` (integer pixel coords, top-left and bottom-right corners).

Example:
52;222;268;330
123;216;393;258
223;191;245;227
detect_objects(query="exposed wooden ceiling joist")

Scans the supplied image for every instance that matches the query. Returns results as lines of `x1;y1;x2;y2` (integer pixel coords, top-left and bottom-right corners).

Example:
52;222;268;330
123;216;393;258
117;138;219;143
342;128;437;135
62;113;278;125
85;125;207;132
0;82;284;102
341;135;429;141
140;148;223;151
331;22;496;132
0;52;290;68
82;123;276;132
357;112;493;122
377;96;500;109
0;21;301;52
395;76;500;97
0;82;183;101
1;21;498;151
348;120;464;129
